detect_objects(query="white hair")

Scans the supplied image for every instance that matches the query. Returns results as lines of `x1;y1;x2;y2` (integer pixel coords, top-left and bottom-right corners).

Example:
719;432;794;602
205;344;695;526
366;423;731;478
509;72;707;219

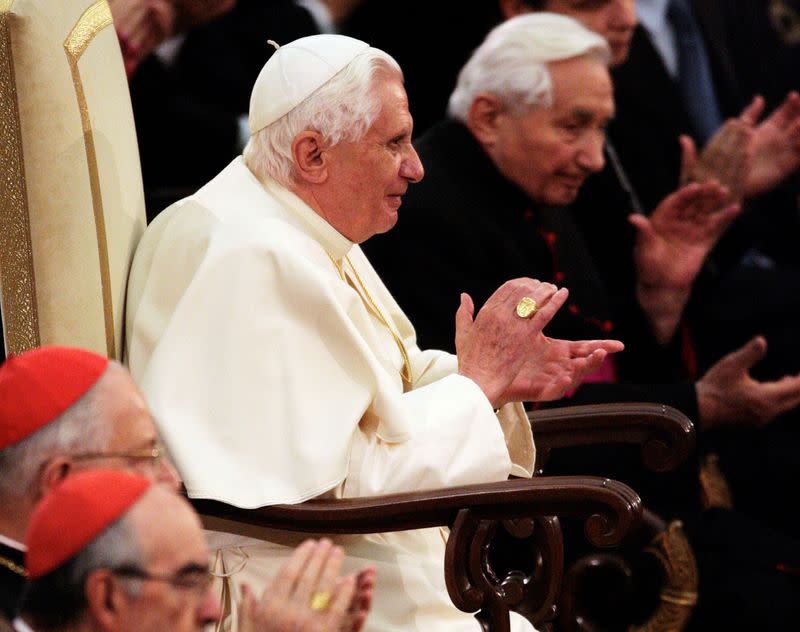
448;12;612;121
243;47;403;188
0;363;118;500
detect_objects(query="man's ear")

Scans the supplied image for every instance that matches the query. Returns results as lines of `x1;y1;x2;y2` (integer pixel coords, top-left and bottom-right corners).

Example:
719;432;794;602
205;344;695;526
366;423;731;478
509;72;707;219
37;457;73;501
85;569;123;630
292;131;329;184
466;93;506;149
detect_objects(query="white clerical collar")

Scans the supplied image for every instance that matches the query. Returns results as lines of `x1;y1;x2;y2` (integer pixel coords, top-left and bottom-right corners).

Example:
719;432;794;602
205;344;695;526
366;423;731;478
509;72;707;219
260;175;354;261
0;533;25;552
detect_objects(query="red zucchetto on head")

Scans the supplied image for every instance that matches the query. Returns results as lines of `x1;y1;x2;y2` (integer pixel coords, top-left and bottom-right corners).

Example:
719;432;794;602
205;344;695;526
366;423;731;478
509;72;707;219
0;345;109;450
25;469;151;579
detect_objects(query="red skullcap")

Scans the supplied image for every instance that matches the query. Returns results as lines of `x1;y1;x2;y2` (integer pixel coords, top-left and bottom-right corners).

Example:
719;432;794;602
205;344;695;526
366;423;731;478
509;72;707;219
0;345;109;450
25;469;151;579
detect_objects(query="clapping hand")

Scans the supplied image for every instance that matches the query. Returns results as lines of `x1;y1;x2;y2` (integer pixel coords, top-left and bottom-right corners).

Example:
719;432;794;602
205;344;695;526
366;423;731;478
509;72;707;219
697;336;800;430
237;539;375;632
740;92;800;197
681;92;800;199
630;181;741;289
629;181;740;344
679;119;752;201
455;279;623;407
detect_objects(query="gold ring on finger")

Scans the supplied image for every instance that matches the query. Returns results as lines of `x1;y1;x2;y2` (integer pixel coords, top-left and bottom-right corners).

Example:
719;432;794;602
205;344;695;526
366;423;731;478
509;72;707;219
310;591;331;611
515;296;538;319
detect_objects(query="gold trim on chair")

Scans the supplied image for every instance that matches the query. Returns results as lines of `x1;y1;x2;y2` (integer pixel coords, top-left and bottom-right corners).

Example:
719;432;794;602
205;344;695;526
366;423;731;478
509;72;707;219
631;520;699;632
0;0;41;355
63;0;116;358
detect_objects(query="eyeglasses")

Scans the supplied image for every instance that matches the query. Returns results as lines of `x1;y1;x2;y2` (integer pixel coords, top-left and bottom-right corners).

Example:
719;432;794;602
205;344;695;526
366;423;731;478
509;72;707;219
71;444;163;467
111;564;213;597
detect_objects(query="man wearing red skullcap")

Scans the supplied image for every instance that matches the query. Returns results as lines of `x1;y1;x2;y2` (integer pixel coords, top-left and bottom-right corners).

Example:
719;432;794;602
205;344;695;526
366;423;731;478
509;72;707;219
18;469;220;631
0;347;375;630
16;470;372;632
0;346;180;621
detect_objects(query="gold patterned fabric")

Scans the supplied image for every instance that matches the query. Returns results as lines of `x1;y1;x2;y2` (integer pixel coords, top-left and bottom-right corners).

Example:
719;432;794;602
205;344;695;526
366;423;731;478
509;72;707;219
0;0;145;358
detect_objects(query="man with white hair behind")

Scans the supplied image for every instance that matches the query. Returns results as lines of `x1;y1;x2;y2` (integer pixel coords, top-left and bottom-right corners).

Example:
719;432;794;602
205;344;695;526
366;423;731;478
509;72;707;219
125;30;624;631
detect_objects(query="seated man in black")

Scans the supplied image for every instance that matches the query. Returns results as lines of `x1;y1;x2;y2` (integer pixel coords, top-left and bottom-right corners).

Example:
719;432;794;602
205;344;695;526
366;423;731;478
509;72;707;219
365;13;800;630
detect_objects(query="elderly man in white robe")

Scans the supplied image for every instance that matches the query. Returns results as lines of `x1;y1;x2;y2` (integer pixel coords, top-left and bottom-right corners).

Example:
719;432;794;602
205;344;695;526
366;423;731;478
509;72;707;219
124;32;624;631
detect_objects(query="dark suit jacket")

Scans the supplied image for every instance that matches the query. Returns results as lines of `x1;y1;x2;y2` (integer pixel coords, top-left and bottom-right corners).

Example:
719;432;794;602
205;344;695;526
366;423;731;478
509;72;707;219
707;0;800;113
608;19;743;217
572;19;800;380
601;15;798;271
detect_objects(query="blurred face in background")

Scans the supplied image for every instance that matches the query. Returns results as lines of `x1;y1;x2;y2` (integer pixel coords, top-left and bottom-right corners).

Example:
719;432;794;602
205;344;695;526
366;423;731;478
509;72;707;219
503;0;638;65
479;56;614;205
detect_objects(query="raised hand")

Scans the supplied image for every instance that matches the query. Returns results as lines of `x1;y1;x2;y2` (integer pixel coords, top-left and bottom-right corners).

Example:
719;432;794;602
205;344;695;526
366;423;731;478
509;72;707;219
631;181;741;288
237;539;376;632
629;182;740;343
679;119;752;201
499;336;624;404
455;279;564;407
455;279;624;406
696;336;800;430
740;91;800;196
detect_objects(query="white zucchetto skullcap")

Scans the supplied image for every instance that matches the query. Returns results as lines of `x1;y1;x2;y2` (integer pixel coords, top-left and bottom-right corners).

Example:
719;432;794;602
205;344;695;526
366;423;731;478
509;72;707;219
249;34;370;135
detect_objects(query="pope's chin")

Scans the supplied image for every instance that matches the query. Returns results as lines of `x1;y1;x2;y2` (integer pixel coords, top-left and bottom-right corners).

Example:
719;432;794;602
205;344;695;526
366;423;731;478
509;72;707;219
375;206;401;236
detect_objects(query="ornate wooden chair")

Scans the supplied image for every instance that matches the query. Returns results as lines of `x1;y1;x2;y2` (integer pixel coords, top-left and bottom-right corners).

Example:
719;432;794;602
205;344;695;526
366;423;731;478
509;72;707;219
0;2;695;629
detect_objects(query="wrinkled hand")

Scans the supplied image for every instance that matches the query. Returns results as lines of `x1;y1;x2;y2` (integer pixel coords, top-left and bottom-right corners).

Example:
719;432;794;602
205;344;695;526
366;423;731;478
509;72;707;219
630;181;741;289
237;539;376;632
109;0;175;76
739;92;800;197
680;119;752;201
456;279;564;407
630;182;739;344
455;279;623;406
696;336;800;430
500;336;624;403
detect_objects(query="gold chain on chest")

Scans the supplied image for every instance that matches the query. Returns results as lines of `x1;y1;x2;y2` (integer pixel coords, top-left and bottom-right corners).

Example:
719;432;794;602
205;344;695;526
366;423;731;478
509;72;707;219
328;254;412;388
0;554;27;578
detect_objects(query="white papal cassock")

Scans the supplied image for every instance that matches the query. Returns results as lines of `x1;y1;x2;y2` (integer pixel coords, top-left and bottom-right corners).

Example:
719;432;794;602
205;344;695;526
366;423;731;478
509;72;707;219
125;156;537;631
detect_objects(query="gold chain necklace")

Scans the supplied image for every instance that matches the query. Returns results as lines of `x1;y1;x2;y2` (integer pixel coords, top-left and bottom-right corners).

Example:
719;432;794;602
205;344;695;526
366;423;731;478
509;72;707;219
328;254;412;388
0;554;27;578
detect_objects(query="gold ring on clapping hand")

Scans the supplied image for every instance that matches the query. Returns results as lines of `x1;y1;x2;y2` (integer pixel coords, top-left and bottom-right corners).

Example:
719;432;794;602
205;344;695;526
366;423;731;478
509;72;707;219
310;591;332;611
515;296;538;319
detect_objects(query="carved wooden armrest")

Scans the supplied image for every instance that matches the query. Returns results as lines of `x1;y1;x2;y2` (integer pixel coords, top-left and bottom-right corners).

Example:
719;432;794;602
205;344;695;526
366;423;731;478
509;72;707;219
191;476;642;631
191;476;640;540
529;403;695;473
